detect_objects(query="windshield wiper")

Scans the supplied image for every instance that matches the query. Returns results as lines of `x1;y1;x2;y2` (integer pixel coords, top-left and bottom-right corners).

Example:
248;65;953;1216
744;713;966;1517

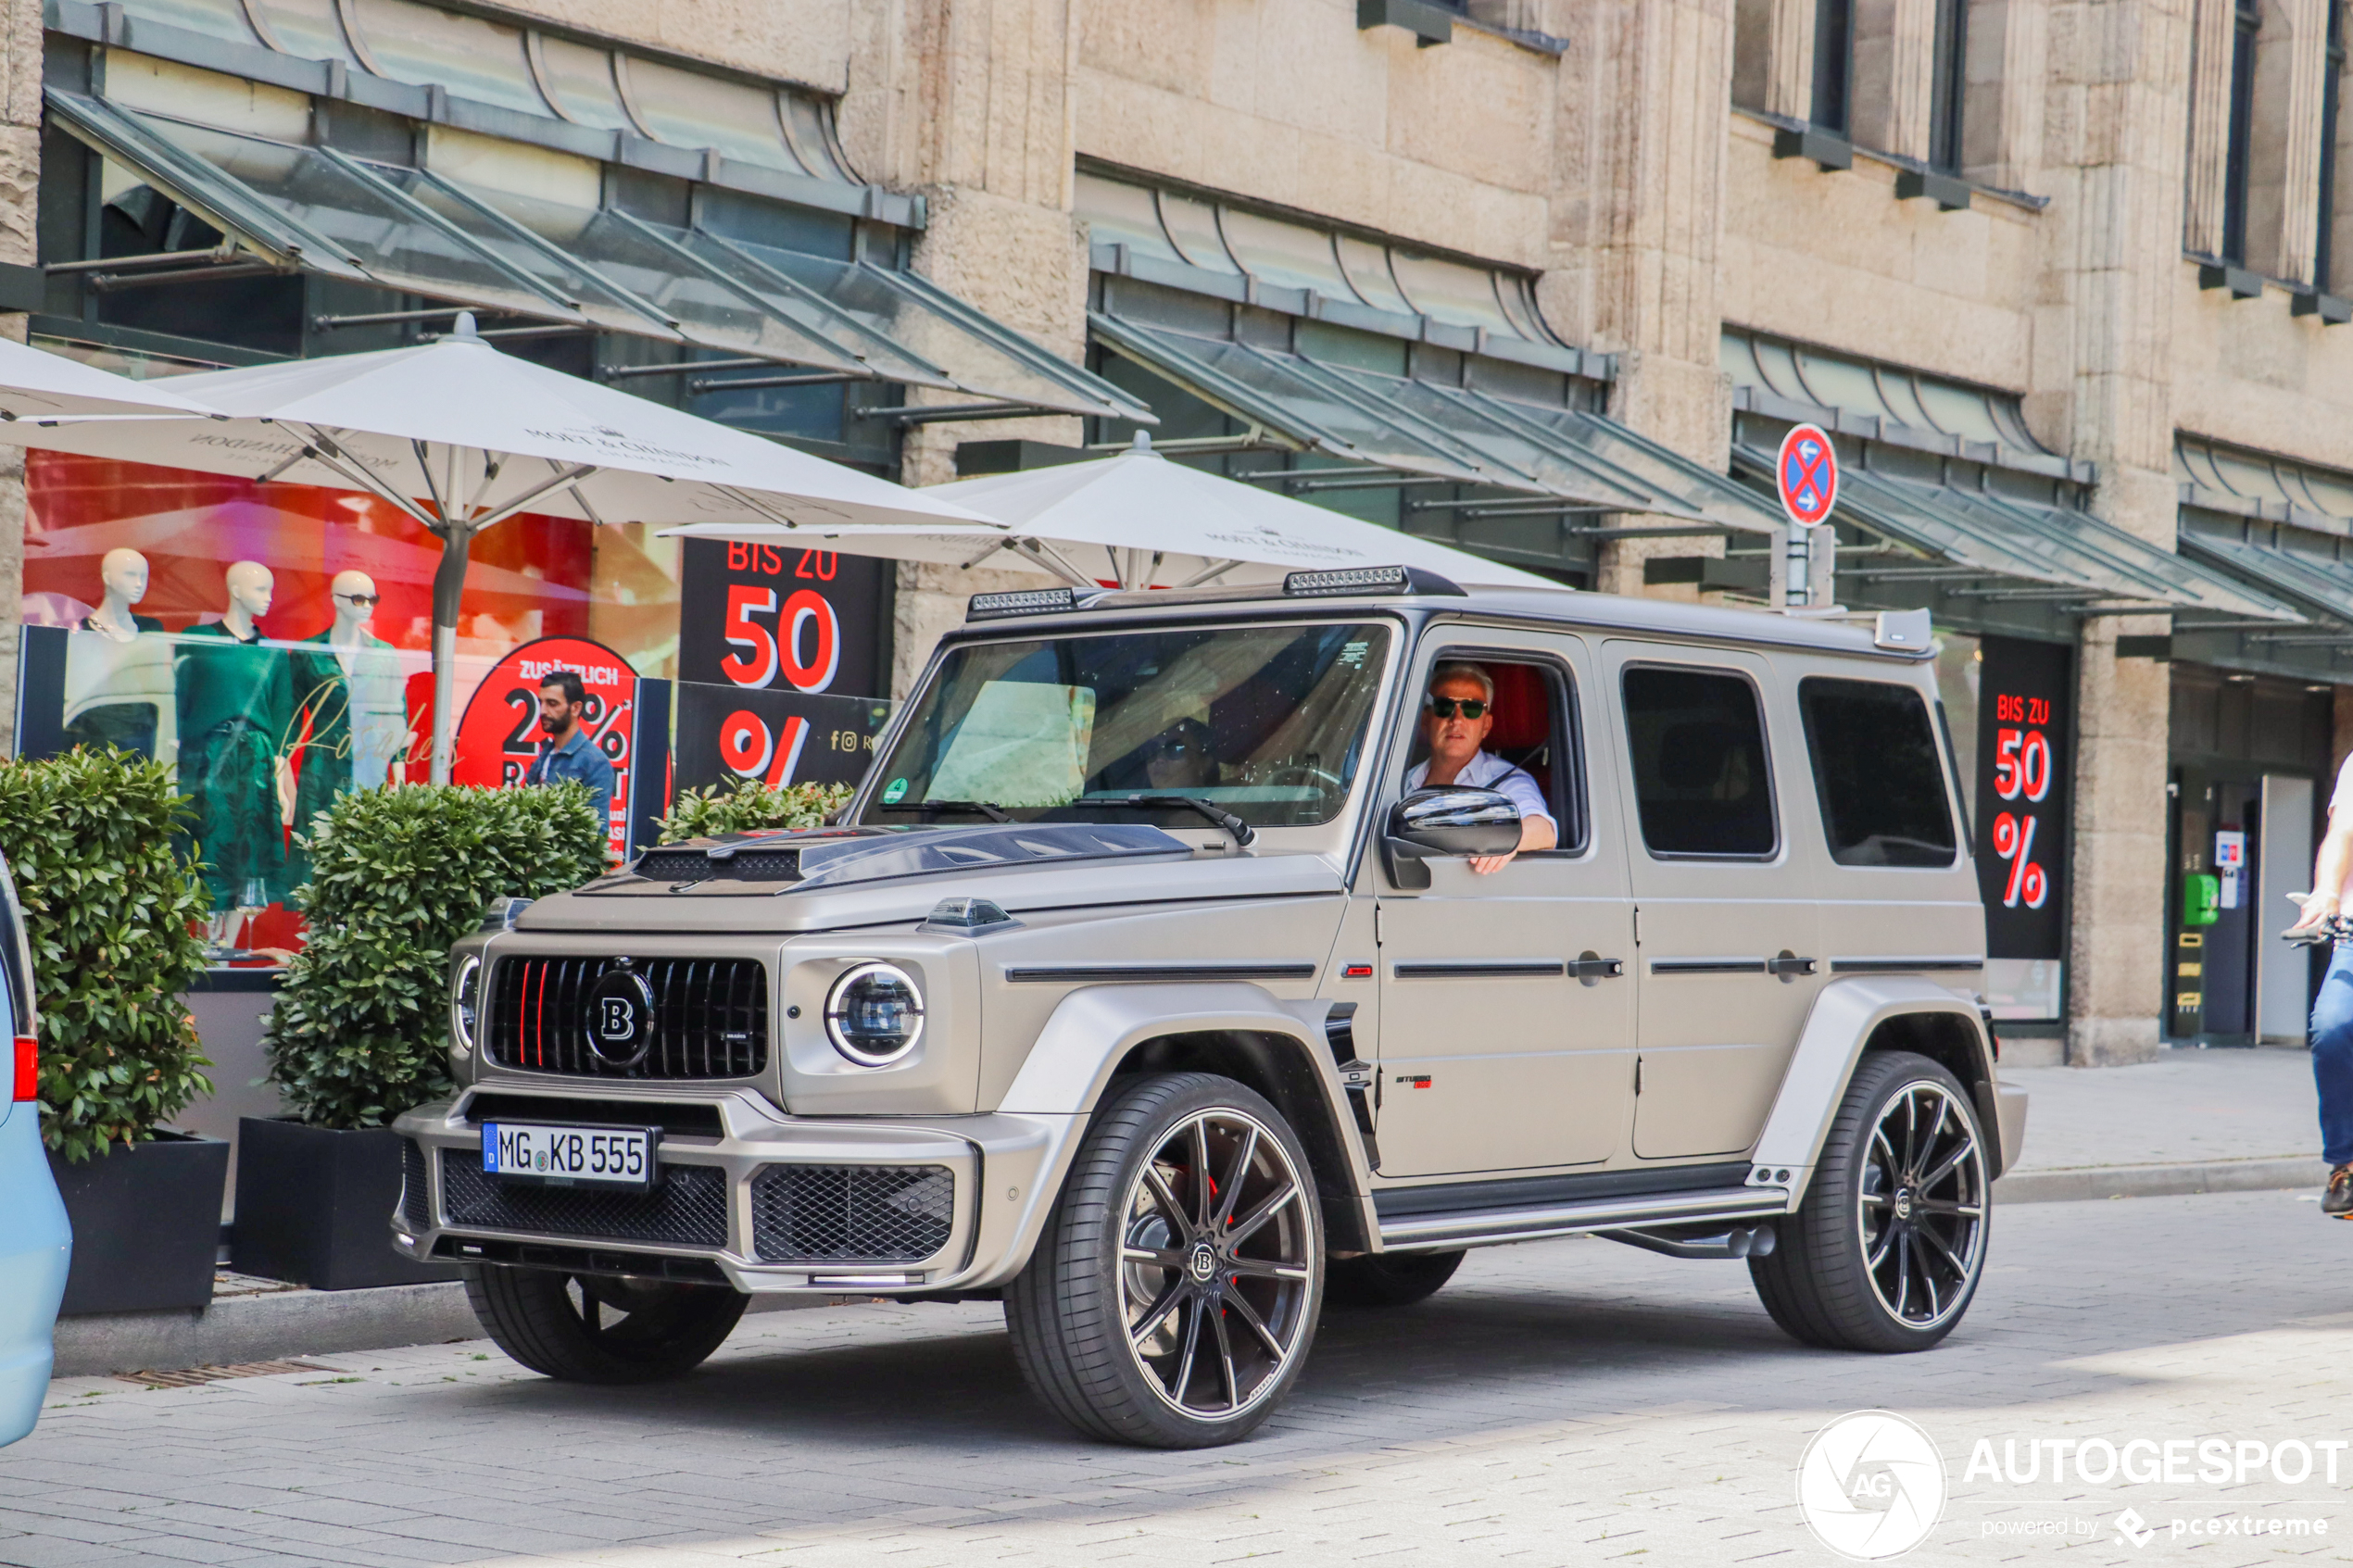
896;799;1011;822
1061;795;1255;848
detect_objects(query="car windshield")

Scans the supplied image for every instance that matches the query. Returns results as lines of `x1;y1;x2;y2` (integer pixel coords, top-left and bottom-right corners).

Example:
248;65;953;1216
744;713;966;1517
865;621;1393;829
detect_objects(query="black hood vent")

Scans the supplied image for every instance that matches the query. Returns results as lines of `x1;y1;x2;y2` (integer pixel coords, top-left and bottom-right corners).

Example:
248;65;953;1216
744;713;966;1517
594;822;1191;897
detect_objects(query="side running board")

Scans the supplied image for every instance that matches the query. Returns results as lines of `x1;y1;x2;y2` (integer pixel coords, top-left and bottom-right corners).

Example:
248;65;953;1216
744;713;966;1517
1377;1185;1788;1251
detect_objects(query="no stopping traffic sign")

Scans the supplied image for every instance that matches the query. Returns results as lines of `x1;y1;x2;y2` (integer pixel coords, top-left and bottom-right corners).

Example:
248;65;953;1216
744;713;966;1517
1776;423;1839;527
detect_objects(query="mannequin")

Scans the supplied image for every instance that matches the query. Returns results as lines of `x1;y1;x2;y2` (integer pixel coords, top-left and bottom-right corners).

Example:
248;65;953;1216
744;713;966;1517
81;547;162;641
288;571;403;883
62;547;171;758
176;561;294;912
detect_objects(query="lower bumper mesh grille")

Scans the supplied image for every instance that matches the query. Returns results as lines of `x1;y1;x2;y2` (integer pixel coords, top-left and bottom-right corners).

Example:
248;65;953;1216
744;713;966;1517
439;1151;728;1249
399;1139;432;1229
749;1164;955;1263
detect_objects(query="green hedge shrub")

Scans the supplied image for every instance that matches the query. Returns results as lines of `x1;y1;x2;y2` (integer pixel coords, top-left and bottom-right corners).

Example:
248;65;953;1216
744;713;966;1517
0;749;212;1162
263;783;604;1129
657;780;851;844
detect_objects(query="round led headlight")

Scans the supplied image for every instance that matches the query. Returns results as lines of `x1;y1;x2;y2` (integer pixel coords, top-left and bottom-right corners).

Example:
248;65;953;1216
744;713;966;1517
824;961;924;1065
449;954;482;1060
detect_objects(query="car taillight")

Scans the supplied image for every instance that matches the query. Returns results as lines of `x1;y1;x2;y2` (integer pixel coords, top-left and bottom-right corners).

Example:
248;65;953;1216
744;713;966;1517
11;1036;32;1102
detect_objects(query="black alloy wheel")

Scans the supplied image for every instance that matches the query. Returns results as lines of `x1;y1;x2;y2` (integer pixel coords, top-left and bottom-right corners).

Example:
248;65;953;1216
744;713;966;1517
462;1263;748;1384
1749;1050;1990;1352
1006;1073;1324;1447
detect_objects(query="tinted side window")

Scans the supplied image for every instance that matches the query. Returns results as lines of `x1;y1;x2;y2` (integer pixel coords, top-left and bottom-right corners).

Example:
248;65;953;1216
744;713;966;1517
1799;677;1959;867
1621;666;1777;857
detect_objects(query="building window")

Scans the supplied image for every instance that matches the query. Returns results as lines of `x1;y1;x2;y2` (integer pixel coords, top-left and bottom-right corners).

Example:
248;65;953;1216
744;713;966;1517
1929;0;1969;171
1813;0;1855;134
2223;0;2261;265
2322;0;2346;289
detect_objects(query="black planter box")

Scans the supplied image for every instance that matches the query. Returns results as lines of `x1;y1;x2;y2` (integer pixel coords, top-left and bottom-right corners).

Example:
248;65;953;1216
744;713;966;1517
49;1130;230;1315
232;1118;459;1290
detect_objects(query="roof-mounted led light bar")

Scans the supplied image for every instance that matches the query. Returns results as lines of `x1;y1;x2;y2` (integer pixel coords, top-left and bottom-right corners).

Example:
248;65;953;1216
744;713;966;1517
967;586;1079;621
1283;565;1466;597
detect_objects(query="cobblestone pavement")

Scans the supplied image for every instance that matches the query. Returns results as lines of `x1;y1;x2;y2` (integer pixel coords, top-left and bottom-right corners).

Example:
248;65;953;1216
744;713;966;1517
5;1187;2352;1568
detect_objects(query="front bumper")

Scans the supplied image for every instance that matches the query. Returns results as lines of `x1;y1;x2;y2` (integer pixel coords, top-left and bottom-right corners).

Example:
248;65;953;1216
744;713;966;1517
390;1086;1079;1295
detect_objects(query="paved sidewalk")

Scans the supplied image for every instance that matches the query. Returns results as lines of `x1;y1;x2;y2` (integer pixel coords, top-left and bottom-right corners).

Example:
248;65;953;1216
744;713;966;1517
1994;1046;2326;1201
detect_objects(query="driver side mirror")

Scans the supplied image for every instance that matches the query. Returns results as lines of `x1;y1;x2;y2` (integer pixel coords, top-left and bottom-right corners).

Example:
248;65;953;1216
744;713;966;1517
1381;787;1522;889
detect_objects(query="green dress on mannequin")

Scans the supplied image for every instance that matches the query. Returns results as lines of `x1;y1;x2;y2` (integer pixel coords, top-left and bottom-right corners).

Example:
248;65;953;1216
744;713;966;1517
176;623;294;909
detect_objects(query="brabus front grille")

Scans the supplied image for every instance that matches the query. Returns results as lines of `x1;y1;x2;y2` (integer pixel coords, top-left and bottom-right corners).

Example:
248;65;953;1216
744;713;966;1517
485;957;768;1079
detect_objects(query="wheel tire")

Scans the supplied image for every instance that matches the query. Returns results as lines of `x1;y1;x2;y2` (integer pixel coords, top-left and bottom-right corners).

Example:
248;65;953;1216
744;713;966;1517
1324;1250;1464;1309
1749;1050;1993;1353
1005;1072;1325;1448
462;1264;749;1384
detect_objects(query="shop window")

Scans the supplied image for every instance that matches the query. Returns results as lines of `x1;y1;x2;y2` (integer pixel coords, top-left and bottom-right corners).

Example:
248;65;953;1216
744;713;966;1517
1621;667;1778;859
1798;678;1959;867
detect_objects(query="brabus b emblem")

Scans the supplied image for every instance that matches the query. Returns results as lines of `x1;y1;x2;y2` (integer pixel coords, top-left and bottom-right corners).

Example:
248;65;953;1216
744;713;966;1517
583;968;658;1068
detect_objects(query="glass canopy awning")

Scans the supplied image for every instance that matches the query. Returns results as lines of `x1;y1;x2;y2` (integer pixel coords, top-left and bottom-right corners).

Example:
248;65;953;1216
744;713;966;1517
2178;531;2353;628
1091;310;1785;533
46;87;1153;423
1728;445;2304;622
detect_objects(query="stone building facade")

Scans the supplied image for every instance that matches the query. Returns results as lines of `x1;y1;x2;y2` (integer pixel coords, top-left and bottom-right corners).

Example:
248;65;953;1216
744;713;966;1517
6;0;2353;1066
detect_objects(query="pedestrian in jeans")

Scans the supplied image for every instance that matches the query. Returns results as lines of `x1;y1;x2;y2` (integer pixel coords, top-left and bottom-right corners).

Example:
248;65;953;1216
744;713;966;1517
523;670;615;830
2287;757;2353;1216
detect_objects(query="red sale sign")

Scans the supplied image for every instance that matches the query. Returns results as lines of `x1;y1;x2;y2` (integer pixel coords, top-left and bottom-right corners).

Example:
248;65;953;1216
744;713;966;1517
676;537;885;700
451;635;638;859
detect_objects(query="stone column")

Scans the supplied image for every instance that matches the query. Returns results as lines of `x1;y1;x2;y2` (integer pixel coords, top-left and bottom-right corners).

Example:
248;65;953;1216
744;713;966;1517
2181;0;2236;257
1768;0;1821;118
1961;0;2048;190
2036;0;2196;1064
1544;0;1739;599
2260;0;2328;283
0;0;36;756
843;0;1089;696
1852;0;1935;158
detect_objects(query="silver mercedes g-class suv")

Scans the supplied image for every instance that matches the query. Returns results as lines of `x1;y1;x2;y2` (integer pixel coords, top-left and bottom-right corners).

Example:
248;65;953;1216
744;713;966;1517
394;565;2028;1449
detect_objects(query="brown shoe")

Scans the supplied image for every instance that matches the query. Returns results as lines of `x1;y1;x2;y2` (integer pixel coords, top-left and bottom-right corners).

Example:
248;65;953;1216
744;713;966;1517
2328;1165;2353;1218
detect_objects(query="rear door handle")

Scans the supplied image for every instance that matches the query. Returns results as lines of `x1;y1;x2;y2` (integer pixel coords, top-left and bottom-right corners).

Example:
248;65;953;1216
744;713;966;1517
1568;952;1624;984
1767;952;1818;979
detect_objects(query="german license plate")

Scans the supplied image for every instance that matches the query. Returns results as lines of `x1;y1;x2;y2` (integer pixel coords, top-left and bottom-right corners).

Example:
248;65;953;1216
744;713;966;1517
481;1123;657;1190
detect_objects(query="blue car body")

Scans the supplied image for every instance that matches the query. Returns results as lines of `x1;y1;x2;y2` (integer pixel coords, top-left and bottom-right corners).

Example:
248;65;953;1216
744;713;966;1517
0;854;69;1446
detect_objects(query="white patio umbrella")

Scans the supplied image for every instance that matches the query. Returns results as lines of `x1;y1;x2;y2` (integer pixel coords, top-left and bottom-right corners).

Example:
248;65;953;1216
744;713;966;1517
0;336;224;420
0;317;1002;780
661;433;1559;592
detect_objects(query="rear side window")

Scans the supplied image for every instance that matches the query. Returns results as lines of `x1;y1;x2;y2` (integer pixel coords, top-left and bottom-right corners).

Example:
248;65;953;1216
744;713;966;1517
1621;667;1777;857
1798;677;1959;867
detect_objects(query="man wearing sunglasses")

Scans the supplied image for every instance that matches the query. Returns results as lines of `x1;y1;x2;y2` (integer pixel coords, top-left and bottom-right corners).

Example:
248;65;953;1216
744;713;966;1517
1403;662;1557;874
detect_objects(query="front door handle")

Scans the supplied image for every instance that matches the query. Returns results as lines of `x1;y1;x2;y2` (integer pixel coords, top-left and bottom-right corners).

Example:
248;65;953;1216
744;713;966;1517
1768;951;1819;981
1568;951;1625;985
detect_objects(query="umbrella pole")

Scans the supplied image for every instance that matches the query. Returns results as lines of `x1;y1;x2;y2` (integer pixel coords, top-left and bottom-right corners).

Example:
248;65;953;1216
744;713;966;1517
427;522;474;784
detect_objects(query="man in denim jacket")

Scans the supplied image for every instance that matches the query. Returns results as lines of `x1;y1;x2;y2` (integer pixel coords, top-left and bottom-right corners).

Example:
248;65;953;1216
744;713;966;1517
523;670;614;829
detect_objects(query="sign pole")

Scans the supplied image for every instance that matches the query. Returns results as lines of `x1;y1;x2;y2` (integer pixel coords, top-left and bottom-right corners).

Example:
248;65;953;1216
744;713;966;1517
1773;423;1840;611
